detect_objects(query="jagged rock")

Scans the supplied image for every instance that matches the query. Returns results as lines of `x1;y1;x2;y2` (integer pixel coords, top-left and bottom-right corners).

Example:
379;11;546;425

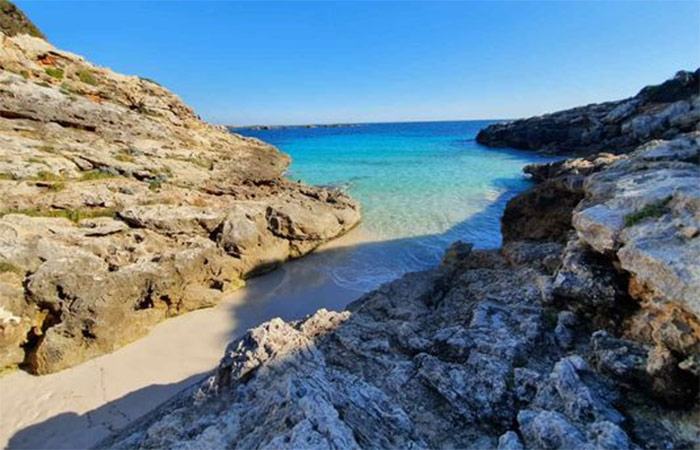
101;236;697;449
532;355;624;425
501;153;625;246
501;179;583;244
441;240;474;267
551;237;630;329
570;134;700;383
517;409;588;449
524;153;624;184
477;70;700;155
102;250;563;449
497;431;524;450
585;421;632;450
501;241;563;274
590;330;698;406
0;29;360;373
554;311;576;349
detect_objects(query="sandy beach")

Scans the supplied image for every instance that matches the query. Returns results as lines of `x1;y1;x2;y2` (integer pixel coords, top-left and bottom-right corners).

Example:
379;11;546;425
0;228;370;449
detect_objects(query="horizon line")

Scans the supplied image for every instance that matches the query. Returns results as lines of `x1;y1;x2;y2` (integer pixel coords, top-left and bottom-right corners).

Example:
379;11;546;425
226;117;513;129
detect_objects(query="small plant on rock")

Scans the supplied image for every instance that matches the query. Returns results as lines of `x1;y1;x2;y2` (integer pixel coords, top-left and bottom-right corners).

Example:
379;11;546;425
77;69;98;86
114;153;136;163
44;67;64;79
47;182;65;192
0;261;23;275
34;170;63;182
0;207;116;223
624;196;672;227
79;169;117;181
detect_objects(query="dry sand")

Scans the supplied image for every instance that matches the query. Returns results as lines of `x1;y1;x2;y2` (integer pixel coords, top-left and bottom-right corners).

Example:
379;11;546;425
0;228;371;449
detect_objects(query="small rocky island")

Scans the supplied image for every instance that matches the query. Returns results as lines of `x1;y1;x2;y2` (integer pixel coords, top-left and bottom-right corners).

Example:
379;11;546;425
104;73;699;449
0;16;359;374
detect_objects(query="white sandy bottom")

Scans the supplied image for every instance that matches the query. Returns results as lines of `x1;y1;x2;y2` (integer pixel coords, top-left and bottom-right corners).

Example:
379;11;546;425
0;228;371;450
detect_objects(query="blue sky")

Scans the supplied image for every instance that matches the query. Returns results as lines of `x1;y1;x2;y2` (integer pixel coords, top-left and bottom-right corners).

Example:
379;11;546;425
18;1;700;125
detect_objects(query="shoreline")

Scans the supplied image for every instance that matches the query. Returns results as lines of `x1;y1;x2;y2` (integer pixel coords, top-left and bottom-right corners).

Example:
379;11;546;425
0;226;374;449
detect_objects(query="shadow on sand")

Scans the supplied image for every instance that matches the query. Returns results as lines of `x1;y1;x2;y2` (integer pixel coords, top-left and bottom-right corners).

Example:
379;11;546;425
8;177;529;449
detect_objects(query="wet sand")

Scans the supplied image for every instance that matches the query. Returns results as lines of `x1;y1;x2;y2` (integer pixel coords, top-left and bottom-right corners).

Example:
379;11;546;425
0;228;371;449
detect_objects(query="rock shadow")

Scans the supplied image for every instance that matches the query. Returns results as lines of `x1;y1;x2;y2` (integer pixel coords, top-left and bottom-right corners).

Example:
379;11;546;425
6;373;207;449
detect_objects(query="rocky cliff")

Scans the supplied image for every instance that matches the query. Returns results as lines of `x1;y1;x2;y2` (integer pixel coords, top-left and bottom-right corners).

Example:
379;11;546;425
102;87;699;446
0;30;360;374
0;0;43;39
476;70;699;155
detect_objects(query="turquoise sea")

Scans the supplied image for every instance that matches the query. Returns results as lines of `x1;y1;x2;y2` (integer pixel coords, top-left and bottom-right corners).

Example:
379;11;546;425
235;121;556;294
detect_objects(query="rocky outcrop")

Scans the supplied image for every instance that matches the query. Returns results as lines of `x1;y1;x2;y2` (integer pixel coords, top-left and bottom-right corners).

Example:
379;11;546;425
102;236;698;449
0;30;360;374
507;132;700;402
476;70;700;155
501;153;624;243
570;134;700;387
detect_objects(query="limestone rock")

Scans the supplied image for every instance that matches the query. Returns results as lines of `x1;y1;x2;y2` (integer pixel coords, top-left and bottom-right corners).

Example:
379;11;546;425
0;29;360;373
477;70;700;155
102;243;696;449
570;134;700;377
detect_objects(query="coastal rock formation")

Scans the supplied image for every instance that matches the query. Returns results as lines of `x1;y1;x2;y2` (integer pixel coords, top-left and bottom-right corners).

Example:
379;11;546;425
476;70;700;155
0;30;360;374
103;214;698;448
103;130;699;448
507;133;700;403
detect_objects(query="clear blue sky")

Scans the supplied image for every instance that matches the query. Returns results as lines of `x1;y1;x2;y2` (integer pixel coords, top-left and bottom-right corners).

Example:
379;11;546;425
18;1;700;125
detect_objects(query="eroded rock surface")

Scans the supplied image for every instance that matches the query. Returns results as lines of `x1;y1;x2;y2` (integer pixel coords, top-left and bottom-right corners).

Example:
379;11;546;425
0;31;360;374
477;70;700;155
102;241;698;449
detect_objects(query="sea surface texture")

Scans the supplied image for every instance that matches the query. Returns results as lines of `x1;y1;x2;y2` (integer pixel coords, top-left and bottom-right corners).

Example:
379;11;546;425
236;121;556;292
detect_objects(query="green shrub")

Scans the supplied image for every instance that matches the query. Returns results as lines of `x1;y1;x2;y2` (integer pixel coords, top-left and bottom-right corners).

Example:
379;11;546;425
624;196;672;227
186;157;212;169
79;170;117;181
59;82;76;95
77;69;98;86
0;261;23;275
34;170;63;182
114;153;135;163
148;180;162;191
0;207;116;223
47;182;65;192
44;67;64;79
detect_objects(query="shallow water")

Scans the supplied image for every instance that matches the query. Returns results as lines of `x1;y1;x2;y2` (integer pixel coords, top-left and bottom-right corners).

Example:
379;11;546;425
237;121;556;291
